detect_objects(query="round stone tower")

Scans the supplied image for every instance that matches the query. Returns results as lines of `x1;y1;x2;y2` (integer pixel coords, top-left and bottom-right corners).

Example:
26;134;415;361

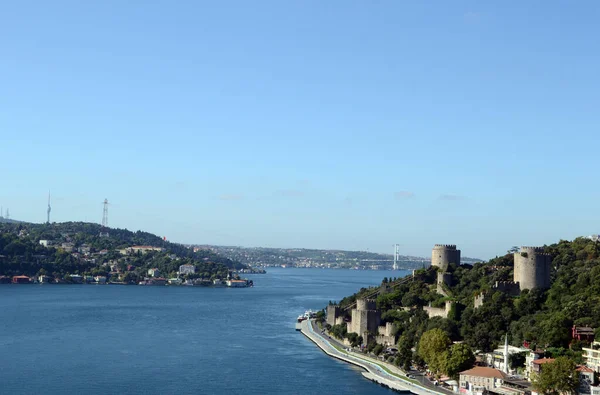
513;246;552;291
431;244;461;271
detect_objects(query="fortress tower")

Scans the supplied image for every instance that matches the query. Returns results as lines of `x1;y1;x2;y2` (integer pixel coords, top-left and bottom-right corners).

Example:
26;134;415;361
347;299;380;337
513;247;552;291
431;244;461;271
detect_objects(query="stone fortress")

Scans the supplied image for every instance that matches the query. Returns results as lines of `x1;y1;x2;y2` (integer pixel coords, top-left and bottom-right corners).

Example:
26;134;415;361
474;246;552;307
326;243;553;344
432;244;461;297
428;243;553;313
326;299;397;347
424;244;461;318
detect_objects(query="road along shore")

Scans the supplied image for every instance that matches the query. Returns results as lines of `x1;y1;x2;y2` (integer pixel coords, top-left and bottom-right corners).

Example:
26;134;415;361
300;319;443;395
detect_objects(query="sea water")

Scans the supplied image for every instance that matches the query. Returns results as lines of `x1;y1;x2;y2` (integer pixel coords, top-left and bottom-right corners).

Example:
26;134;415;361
0;268;409;394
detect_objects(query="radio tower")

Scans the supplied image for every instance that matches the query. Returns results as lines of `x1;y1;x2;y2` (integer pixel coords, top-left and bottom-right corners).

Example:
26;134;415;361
100;199;109;237
47;191;52;224
392;244;400;270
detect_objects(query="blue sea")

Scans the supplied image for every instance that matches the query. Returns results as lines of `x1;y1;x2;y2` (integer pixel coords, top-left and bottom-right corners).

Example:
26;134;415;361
0;268;409;394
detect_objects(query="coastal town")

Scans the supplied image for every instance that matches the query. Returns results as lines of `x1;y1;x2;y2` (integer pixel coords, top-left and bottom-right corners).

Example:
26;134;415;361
0;222;256;287
301;240;600;395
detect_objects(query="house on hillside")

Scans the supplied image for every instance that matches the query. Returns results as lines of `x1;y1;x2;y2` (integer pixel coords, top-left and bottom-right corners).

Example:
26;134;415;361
573;325;595;343
178;264;195;275
147;268;160;277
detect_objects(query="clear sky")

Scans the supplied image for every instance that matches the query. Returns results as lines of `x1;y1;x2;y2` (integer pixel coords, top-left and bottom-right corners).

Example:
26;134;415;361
1;1;598;259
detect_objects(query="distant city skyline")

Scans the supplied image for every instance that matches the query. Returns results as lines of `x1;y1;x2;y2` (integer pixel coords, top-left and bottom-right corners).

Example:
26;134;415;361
1;1;599;259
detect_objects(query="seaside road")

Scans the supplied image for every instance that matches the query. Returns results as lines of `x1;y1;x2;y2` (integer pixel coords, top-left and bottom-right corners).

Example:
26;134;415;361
301;320;446;395
307;321;453;395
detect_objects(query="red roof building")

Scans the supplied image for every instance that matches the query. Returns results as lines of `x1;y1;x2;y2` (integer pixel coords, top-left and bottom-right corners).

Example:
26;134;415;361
12;275;31;284
572;325;595;342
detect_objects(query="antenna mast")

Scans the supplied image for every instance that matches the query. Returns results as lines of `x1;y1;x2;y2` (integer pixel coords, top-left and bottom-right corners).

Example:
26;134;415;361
47;191;51;224
100;199;109;237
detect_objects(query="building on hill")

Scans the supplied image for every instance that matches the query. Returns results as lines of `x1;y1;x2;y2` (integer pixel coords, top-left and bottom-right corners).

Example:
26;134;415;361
583;342;600;373
525;349;546;380
530;358;555;378
178;264;195;275
578;365;598;395
120;246;164;255
486;345;529;374
459;366;507;395
147;268;160;277
573;325;595;342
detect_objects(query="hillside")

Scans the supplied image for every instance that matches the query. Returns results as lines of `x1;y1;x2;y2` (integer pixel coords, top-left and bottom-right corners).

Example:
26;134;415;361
331;237;600;361
0;222;246;281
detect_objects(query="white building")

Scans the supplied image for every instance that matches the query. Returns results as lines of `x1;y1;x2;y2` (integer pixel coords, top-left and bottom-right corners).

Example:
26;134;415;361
486;344;529;374
39;240;50;247
179;264;196;275
147;268;160;277
583;342;600;373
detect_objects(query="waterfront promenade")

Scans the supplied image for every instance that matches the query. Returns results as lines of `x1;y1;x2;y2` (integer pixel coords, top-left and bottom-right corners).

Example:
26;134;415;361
300;320;446;395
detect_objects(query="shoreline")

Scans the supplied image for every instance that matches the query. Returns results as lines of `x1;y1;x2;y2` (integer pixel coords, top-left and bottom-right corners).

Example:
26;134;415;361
300;319;444;395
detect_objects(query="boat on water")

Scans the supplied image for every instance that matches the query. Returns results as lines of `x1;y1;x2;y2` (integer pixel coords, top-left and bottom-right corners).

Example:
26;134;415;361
297;310;318;323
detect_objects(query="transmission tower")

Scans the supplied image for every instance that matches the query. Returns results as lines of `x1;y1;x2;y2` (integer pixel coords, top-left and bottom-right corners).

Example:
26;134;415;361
392;244;400;270
6;208;9;220
100;199;109;237
47;191;52;224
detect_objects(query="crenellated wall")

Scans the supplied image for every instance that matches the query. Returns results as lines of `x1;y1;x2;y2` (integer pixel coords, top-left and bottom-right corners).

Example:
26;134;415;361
376;322;397;346
423;300;454;319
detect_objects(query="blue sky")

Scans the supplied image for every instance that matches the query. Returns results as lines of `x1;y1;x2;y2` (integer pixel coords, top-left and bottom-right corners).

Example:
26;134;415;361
1;1;599;259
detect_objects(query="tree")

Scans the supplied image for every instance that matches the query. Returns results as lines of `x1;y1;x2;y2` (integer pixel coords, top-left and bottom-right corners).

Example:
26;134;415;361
442;343;475;379
418;328;451;376
532;356;579;395
373;344;384;356
397;334;413;371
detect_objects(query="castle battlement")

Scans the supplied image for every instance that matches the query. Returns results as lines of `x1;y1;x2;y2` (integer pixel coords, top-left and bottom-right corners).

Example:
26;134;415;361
520;246;547;253
434;244;457;249
431;244;461;271
356;298;377;311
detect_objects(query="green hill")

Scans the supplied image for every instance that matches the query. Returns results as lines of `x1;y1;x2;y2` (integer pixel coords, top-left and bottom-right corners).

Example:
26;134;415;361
332;237;600;360
0;221;246;281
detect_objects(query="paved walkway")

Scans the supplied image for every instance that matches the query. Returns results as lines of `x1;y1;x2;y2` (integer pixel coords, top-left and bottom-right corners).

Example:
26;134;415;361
300;320;445;395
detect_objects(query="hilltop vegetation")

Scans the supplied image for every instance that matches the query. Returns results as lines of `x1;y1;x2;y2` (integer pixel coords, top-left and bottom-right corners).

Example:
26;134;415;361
0;222;246;281
333;237;600;369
